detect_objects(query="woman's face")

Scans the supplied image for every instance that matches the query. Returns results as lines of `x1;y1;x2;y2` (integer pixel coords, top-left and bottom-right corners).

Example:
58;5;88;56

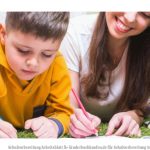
105;12;150;40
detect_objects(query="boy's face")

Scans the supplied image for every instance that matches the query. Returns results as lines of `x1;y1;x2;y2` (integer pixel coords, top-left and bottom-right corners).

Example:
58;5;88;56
3;30;61;80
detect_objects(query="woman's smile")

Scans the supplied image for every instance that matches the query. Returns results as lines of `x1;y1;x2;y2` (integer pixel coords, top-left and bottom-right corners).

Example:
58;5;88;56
115;17;132;33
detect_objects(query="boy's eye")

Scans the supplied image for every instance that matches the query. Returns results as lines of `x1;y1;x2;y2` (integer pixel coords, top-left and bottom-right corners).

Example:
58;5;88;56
42;53;53;58
17;48;30;54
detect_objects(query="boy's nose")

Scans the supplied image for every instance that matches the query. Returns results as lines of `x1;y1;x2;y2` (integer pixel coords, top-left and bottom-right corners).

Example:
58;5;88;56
26;58;39;68
124;12;137;23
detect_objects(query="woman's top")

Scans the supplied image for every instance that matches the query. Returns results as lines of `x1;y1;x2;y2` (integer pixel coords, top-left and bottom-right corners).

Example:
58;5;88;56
60;14;128;121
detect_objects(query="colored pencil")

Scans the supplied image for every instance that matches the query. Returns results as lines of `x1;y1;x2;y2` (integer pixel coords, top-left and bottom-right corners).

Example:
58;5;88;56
71;88;98;135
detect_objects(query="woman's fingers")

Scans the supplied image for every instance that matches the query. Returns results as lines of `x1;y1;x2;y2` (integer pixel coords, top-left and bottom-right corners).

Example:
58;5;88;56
124;119;137;136
70;114;94;134
87;112;101;128
74;109;96;131
106;112;141;137
70;114;95;137
69;109;101;138
106;115;122;135
69;126;83;138
69;122;92;137
129;124;141;137
113;116;131;136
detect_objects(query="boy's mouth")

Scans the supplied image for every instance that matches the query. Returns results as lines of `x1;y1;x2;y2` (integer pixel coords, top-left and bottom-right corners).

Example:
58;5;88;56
22;69;37;74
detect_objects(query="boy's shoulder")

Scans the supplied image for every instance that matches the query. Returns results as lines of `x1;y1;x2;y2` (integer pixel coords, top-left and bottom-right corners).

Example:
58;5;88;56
51;51;66;68
54;51;63;61
45;51;68;78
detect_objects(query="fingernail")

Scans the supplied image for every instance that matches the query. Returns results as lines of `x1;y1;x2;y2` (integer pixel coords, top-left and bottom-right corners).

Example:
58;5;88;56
94;132;98;136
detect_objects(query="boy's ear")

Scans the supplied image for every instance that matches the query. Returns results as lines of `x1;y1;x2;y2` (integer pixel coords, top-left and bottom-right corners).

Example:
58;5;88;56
0;24;6;45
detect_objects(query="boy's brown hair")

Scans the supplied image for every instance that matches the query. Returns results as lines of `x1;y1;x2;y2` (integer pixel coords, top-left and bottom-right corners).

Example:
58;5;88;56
5;12;70;40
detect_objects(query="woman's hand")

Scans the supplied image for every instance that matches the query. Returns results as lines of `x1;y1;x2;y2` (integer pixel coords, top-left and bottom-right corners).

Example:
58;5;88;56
0;120;17;138
25;116;58;138
106;111;141;137
69;108;100;138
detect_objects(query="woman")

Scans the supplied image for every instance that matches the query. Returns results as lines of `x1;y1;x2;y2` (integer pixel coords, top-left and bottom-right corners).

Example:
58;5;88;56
60;12;150;138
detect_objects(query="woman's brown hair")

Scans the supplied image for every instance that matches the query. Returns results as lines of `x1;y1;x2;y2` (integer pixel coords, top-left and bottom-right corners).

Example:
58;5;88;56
81;12;150;115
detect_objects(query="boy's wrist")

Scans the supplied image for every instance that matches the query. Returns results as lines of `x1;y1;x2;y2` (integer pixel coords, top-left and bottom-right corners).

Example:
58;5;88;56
49;118;64;137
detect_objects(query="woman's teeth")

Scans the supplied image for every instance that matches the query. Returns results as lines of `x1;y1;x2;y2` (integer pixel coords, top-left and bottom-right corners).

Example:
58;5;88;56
116;20;131;32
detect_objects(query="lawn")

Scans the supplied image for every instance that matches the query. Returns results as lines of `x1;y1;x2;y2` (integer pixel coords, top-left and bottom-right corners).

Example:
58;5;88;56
17;118;150;138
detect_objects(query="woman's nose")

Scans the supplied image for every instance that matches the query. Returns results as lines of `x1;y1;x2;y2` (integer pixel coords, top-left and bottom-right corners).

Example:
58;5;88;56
124;12;137;23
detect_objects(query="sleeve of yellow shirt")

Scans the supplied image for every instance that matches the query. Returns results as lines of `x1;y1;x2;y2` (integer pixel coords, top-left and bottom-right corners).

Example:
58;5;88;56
44;53;73;135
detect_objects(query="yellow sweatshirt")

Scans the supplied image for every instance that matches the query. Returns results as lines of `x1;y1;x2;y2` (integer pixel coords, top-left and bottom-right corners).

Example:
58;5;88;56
0;44;73;134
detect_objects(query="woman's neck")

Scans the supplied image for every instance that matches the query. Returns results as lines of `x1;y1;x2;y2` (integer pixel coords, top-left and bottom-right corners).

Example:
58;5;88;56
106;35;129;65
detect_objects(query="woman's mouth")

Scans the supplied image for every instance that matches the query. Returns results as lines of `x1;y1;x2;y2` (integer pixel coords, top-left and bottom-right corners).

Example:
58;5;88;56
115;17;132;33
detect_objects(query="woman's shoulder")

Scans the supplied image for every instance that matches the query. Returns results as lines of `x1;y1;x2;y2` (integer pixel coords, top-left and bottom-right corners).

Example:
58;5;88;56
68;13;98;34
70;13;98;23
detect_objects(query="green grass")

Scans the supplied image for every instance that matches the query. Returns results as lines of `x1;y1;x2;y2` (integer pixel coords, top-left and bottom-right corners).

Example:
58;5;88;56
17;119;150;138
17;129;36;138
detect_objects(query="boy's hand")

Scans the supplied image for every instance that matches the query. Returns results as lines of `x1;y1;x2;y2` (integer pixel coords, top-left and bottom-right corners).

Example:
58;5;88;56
0;120;17;138
106;111;141;137
69;108;100;138
24;116;58;138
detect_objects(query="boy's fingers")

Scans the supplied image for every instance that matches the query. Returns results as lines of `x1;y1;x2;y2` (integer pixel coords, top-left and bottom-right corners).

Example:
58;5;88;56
34;128;47;138
24;119;32;129
38;123;58;138
4;128;17;138
38;131;51;138
25;119;41;131
0;121;17;138
33;123;48;137
0;130;10;138
25;118;41;130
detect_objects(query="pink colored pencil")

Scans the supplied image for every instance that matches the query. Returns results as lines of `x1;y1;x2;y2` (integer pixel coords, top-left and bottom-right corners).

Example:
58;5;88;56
71;88;98;134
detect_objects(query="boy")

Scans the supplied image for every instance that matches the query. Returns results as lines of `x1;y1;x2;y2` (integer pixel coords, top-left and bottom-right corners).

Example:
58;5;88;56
0;12;73;138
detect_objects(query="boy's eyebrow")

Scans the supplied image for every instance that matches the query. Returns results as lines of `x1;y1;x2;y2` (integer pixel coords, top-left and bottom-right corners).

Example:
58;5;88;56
44;49;58;52
15;43;58;52
14;43;32;49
